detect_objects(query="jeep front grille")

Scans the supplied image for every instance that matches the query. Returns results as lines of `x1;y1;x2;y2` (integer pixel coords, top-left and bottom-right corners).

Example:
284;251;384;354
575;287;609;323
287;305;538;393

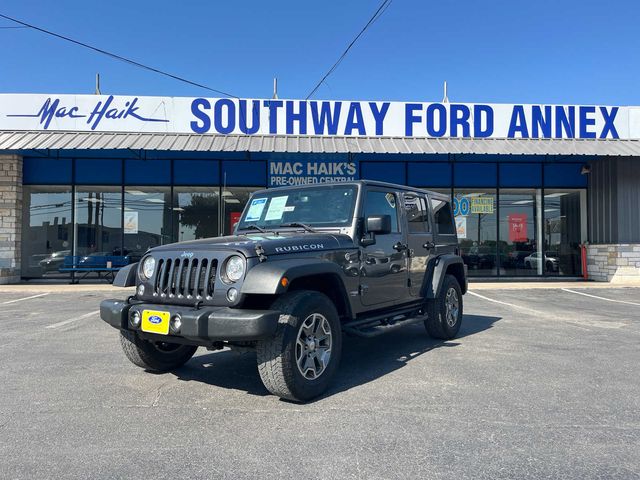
154;257;218;299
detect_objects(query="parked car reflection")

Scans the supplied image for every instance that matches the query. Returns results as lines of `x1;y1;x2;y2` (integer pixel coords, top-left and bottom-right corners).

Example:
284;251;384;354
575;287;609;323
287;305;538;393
38;250;71;272
361;252;405;277
523;252;559;272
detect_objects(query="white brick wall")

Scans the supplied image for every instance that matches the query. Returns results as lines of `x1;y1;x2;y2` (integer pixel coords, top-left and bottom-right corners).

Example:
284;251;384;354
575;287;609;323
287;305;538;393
586;244;640;283
0;155;22;284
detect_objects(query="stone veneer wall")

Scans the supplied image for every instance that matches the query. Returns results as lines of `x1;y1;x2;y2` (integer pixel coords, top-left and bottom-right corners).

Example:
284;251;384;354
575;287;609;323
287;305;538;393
587;244;640;283
0;155;22;284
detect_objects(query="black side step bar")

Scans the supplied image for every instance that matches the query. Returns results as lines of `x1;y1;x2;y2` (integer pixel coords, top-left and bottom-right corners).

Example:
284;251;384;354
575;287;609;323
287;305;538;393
342;305;427;338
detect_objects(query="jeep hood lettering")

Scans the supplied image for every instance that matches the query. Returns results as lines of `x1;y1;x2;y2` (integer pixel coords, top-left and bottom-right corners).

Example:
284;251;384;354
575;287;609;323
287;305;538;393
150;232;354;258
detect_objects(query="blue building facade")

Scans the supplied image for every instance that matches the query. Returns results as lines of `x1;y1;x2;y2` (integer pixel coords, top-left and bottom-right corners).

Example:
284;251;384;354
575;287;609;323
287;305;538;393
20;149;587;279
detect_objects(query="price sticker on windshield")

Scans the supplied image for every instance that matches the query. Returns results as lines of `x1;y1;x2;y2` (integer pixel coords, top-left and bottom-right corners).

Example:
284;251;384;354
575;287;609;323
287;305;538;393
246;198;267;221
265;196;289;221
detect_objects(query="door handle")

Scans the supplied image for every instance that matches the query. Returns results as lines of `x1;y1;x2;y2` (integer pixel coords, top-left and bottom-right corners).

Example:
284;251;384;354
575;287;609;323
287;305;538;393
393;242;408;252
423;241;435;250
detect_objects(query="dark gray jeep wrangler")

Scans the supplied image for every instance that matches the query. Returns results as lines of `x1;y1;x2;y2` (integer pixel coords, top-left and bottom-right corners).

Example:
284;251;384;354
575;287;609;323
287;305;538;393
100;180;467;401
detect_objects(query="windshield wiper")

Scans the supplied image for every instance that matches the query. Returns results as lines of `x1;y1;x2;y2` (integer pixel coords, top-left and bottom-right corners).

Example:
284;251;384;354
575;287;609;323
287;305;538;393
279;222;317;233
237;224;268;233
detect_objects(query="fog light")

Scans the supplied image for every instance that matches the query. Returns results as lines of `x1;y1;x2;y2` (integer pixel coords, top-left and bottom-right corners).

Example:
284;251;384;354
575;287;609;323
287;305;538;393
170;315;182;333
137;284;145;296
226;287;238;303
130;310;141;327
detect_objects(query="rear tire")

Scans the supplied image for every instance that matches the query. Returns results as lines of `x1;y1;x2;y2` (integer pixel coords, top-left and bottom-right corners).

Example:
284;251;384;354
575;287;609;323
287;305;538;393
119;330;197;372
256;290;342;402
425;274;463;340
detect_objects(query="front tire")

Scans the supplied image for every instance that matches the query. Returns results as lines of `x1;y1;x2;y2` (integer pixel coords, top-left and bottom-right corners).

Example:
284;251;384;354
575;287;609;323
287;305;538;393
256;290;342;402
425;274;463;340
119;330;197;372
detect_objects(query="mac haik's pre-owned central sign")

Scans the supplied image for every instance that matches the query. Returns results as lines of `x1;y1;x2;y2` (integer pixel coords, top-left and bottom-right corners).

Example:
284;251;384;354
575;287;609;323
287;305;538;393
1;93;639;139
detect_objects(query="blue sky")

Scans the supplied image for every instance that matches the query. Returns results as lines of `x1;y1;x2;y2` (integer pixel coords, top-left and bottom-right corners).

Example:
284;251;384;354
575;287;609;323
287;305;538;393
1;0;639;105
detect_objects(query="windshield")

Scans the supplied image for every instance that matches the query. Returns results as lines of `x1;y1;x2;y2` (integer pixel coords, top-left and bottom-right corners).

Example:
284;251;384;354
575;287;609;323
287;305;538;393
237;185;357;230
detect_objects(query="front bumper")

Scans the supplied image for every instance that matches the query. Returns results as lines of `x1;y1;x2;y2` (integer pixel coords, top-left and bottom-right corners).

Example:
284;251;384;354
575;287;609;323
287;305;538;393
100;299;281;343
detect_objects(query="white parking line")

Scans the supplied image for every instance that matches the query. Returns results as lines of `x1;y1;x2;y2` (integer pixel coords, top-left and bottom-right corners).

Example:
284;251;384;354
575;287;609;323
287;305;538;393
561;288;640;307
45;310;100;329
2;293;49;305
466;290;543;314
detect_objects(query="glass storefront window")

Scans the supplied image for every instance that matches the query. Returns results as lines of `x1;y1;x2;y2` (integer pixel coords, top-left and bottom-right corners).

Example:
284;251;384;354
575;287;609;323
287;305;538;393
123;187;172;261
544;190;586;276
454;190;497;276
222;187;260;235
74;186;122;258
22;186;73;278
173;187;219;242
499;189;543;276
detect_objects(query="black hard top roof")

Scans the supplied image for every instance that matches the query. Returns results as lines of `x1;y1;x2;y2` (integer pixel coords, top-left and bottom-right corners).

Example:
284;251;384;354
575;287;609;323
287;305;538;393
257;180;450;200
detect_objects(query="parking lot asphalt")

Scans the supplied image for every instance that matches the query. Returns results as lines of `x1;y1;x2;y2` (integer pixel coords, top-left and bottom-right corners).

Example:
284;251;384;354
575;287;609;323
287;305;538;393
0;286;639;479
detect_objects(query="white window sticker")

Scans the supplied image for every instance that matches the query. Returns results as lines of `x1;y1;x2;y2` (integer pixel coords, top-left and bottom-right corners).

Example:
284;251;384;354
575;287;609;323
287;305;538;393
124;211;138;234
456;216;467;239
283;206;295;212
246;198;267;222
265;196;289;221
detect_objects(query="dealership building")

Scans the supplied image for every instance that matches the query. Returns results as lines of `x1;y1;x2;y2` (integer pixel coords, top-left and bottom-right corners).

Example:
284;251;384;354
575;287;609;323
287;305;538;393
0;93;639;284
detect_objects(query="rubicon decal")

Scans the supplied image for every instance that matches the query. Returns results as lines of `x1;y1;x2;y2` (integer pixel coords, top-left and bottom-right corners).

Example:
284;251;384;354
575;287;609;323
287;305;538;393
274;244;325;253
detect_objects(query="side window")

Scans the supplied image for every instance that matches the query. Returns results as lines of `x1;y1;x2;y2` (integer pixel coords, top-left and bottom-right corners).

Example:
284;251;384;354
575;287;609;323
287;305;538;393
404;195;430;233
430;197;455;235
365;191;399;232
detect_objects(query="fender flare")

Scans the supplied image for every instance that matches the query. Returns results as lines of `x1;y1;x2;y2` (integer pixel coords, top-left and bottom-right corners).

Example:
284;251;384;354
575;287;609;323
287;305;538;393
423;254;467;299
113;262;138;287
240;258;348;295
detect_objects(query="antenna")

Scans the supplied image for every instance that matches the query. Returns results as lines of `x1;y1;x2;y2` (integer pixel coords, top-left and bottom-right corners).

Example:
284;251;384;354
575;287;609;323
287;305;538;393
222;171;227;235
442;80;449;103
272;77;278;99
95;73;101;95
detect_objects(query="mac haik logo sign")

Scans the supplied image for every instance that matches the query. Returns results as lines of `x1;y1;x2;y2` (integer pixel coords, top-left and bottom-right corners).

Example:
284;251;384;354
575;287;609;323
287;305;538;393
268;159;358;187
2;93;640;139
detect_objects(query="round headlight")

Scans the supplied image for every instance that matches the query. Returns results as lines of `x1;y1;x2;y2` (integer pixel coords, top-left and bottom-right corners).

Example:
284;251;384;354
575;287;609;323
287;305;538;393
225;256;245;283
141;256;156;279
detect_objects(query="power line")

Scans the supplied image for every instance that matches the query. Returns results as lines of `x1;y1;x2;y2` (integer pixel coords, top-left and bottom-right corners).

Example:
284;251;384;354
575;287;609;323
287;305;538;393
0;12;236;98
305;0;392;100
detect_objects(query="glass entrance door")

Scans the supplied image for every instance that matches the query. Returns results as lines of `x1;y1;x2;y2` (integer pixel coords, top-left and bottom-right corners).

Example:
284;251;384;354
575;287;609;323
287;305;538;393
499;189;543;276
544;190;586;276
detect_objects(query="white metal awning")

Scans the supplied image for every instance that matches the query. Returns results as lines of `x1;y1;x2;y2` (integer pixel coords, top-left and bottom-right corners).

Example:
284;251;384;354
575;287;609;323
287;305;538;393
1;130;640;156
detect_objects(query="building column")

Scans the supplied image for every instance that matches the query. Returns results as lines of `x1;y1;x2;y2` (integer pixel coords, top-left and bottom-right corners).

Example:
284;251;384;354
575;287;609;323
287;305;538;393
587;157;640;282
587;244;640;283
0;154;22;284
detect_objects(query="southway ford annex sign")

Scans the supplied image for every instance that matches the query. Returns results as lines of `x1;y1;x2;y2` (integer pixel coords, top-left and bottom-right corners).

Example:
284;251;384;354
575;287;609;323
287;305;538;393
2;93;640;139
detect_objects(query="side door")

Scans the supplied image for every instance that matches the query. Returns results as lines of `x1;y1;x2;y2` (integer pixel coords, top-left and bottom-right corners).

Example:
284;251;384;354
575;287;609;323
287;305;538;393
359;189;409;306
402;192;435;297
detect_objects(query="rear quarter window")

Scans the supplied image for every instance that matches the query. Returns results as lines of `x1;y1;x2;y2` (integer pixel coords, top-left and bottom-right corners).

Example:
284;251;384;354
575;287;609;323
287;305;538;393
430;198;456;235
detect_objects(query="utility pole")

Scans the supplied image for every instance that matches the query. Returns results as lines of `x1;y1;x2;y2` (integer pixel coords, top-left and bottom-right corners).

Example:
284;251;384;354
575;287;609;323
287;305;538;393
95;73;101;95
272;77;278;99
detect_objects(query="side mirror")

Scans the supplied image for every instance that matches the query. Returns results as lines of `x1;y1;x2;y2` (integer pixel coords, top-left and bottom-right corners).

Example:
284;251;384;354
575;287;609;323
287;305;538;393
366;215;392;234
